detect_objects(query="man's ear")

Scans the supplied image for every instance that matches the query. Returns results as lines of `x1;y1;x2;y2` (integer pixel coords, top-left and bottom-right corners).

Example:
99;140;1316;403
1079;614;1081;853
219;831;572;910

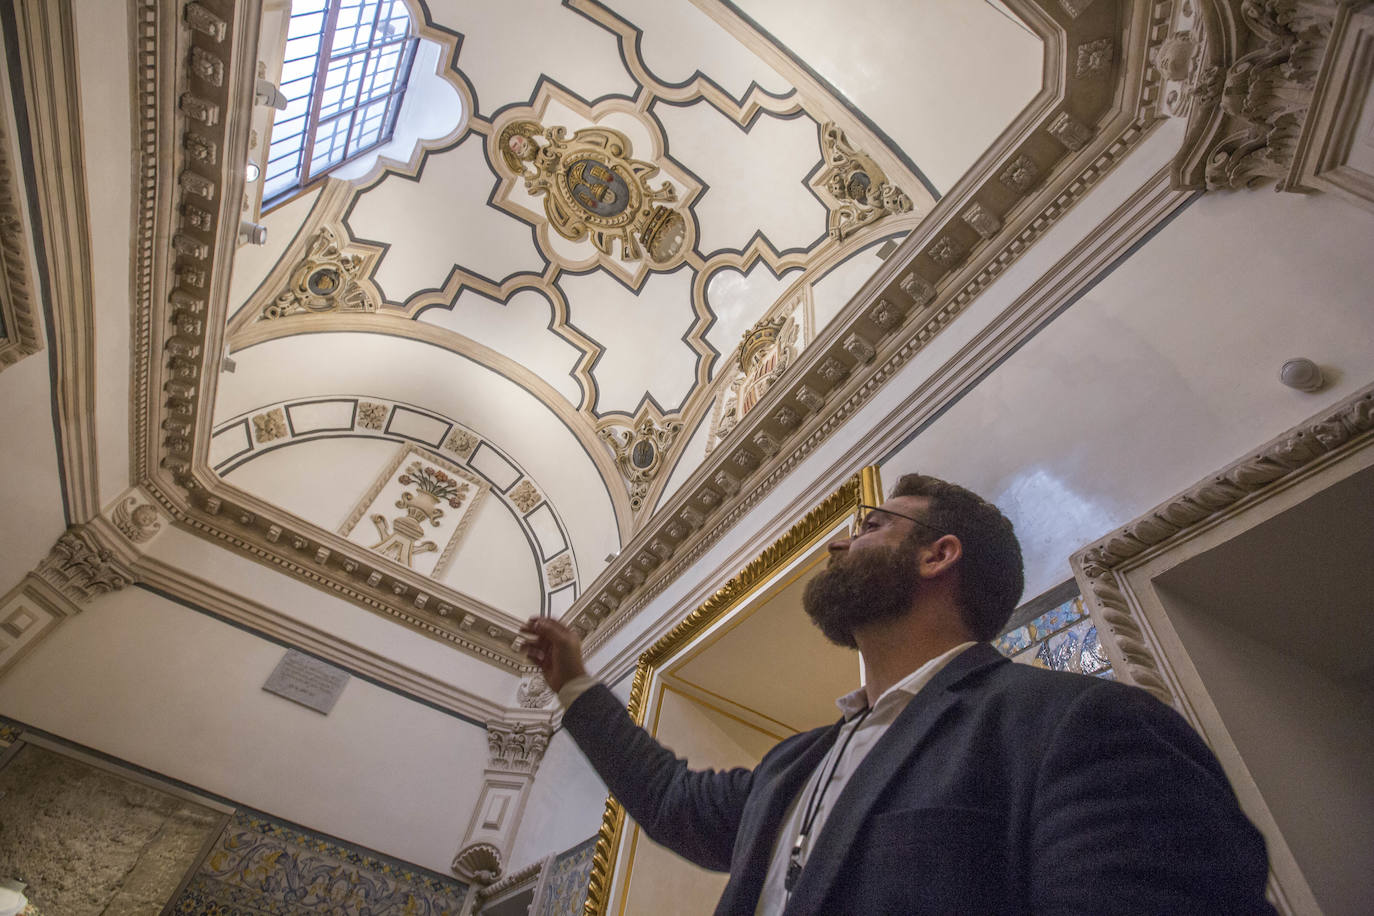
917;534;962;580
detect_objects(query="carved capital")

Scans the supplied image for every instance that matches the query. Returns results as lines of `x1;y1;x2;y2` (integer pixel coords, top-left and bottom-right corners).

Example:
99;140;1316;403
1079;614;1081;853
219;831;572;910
485;719;552;774
36;526;136;604
1174;0;1342;191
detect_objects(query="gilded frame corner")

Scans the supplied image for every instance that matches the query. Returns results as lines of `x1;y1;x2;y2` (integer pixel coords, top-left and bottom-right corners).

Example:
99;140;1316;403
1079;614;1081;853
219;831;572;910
581;465;882;916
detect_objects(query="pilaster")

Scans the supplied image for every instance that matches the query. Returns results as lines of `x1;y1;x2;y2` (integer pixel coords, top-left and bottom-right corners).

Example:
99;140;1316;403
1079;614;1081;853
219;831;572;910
450;709;554;887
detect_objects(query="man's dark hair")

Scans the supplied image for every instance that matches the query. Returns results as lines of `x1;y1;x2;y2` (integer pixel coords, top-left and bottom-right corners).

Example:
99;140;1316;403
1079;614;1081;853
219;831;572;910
888;473;1024;641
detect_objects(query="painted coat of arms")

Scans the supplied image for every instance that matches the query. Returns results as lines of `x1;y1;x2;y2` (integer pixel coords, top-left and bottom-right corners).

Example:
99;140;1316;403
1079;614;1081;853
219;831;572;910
497;119;688;265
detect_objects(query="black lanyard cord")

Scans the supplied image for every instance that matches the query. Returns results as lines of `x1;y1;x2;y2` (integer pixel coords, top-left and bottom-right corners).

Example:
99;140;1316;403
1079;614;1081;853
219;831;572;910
785;705;872;894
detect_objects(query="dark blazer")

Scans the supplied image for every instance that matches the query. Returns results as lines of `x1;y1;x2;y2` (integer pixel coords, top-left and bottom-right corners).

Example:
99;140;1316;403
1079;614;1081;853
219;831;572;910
562;642;1276;915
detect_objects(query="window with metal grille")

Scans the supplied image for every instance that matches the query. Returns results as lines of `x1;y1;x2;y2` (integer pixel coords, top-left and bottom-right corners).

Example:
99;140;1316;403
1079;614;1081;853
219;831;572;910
263;0;418;206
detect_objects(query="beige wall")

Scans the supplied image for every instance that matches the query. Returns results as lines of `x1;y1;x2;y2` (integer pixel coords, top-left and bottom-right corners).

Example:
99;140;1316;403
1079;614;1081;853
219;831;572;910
0;355;66;591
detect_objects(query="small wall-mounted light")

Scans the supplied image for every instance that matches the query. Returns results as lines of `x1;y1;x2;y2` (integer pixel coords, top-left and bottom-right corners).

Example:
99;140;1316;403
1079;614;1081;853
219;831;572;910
254;78;288;110
1279;357;1325;392
245;161;260;182
238;220;268;246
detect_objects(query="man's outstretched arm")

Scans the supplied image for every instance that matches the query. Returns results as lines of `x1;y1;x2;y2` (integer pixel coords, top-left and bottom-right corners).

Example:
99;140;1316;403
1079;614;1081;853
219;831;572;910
521;618;752;872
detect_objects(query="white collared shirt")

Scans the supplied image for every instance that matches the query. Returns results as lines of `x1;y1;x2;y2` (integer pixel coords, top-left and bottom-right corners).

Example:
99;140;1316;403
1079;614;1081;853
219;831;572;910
555;641;976;915
752;641;976;915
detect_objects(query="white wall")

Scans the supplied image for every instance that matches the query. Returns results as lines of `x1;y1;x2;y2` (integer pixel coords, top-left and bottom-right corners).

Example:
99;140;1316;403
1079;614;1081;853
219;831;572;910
881;186;1374;601
0;584;491;874
0;353;66;592
506;728;609;872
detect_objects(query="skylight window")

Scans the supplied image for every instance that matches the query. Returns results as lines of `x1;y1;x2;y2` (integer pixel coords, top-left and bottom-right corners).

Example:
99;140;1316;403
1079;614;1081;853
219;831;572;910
262;0;418;206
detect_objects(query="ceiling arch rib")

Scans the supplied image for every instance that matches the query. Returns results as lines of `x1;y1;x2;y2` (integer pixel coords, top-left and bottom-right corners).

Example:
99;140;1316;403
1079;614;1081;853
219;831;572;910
211;396;577;620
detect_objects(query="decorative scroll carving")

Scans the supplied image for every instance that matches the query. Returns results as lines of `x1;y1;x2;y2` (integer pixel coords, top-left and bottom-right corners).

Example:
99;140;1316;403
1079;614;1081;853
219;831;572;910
516;672;556;708
1072;384;1374;705
495;119;685;264
36;527;136;604
961;201;1003;239
1174;0;1343;190
1048;111;1095;150
599;416;684;512
818;122;912;240
451;841;502;885
111;495;163;544
486;720;552;773
260;227;376;320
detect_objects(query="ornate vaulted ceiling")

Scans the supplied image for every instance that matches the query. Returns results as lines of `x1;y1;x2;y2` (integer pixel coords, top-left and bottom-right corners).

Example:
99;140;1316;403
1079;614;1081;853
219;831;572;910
130;0;1153;670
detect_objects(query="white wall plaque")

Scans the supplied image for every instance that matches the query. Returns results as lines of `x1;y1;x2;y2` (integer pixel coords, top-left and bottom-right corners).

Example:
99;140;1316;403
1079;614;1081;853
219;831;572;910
262;650;350;715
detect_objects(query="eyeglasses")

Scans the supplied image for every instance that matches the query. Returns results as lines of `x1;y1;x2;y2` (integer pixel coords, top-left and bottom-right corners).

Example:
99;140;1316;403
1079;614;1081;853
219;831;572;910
855;504;946;539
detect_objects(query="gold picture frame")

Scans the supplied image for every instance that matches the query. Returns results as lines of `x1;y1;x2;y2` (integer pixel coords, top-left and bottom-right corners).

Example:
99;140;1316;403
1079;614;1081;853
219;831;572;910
582;466;882;916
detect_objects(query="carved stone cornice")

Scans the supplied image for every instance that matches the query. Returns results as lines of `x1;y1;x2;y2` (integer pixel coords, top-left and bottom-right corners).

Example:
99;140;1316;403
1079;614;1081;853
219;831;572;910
35;524;137;605
1169;0;1363;190
485;718;553;775
0;49;41;372
1071;382;1374;704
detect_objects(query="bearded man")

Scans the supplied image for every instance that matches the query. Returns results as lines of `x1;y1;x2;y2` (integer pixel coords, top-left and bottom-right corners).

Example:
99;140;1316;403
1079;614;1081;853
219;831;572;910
522;474;1275;915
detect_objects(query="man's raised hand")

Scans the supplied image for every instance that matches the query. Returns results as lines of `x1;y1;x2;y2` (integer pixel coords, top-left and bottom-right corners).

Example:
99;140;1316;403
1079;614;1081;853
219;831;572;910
520;617;589;692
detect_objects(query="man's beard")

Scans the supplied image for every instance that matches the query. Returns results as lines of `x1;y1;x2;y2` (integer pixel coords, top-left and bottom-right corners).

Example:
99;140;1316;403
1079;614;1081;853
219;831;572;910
802;538;921;649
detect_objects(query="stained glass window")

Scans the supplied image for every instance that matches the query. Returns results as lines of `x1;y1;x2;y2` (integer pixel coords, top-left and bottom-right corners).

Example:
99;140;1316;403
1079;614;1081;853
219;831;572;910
262;0;418;206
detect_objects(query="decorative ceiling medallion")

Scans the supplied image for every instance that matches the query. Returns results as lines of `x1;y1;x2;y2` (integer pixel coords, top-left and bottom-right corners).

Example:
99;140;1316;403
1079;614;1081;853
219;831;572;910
260;227;377;321
497;118;687;266
339;445;487;578
599;414;684;513
817;122;913;241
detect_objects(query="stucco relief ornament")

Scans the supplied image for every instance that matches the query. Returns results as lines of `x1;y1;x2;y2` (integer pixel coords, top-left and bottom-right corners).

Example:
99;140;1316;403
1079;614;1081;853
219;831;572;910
370;462;470;568
598;416;683;512
1194;0;1336;190
818;122;912;241
497;119;686;265
112;496;163;544
516;672;556;708
261;227;375;320
710;313;803;453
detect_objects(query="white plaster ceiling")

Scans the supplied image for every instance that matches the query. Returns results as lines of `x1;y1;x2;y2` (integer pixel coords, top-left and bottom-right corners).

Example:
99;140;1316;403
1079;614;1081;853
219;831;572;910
214;0;1042;633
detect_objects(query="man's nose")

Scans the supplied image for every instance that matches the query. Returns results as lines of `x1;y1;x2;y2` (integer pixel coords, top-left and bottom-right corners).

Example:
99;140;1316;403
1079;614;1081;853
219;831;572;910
827;534;850;555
